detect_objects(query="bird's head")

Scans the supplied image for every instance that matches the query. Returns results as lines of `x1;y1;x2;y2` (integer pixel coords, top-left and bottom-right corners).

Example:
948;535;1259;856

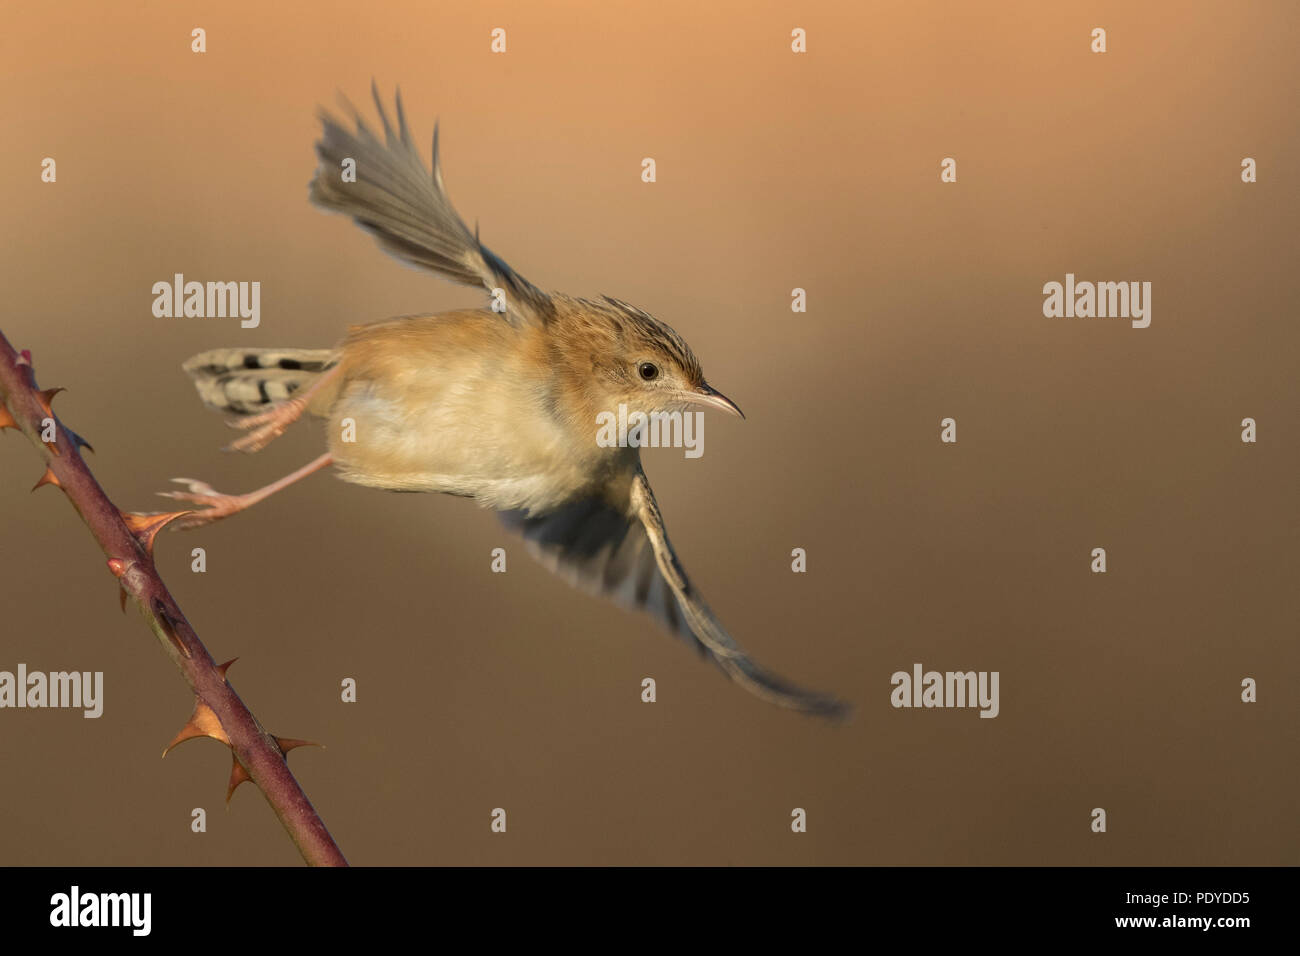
555;295;744;424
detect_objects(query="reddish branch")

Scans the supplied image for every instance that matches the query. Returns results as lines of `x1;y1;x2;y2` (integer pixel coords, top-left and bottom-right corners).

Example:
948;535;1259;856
0;328;346;867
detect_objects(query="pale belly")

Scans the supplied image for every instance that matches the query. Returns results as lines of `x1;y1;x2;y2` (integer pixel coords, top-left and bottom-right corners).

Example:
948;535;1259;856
324;373;606;513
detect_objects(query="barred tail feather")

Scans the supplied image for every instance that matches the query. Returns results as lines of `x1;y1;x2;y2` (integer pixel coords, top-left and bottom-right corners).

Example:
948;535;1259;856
182;348;338;416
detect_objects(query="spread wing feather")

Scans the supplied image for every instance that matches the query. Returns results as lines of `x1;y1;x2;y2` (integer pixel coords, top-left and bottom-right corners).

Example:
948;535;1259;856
501;470;848;717
310;82;551;327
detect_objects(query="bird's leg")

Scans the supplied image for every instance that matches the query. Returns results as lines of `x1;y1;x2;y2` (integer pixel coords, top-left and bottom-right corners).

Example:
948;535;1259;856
226;364;343;453
159;453;335;530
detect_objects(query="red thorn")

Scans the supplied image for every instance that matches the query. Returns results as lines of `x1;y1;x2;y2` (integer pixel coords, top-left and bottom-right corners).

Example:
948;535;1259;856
0;406;17;431
118;585;129;613
107;557;130;578
36;387;65;413
217;658;238;680
16;350;31;367
31;467;61;491
227;756;253;805
121;510;194;557
275;736;320;756
163;697;230;757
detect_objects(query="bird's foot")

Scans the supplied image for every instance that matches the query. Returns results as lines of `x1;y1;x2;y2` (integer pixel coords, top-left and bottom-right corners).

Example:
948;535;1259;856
157;478;258;529
225;398;305;453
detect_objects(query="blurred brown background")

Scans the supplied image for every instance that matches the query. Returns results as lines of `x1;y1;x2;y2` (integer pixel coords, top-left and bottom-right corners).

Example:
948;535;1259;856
1;0;1295;865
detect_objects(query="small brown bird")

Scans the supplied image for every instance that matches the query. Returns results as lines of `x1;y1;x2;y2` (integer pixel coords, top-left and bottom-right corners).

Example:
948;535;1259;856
165;85;846;717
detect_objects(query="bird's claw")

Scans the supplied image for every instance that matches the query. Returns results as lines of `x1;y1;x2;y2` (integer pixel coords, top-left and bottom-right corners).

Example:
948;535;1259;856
224;399;304;453
157;478;243;529
224;423;286;453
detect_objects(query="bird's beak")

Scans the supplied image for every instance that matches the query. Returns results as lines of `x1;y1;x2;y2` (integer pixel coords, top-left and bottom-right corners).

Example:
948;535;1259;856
684;383;745;419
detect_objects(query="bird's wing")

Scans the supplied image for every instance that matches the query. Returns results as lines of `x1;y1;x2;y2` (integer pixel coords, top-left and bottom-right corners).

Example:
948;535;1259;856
500;469;849;717
310;82;552;328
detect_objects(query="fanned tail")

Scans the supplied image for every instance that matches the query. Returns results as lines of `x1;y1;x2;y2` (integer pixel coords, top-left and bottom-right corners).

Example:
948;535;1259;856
181;348;338;416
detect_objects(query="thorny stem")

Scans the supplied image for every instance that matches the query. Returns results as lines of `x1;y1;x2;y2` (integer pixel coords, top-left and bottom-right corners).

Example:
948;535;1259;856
0;328;347;867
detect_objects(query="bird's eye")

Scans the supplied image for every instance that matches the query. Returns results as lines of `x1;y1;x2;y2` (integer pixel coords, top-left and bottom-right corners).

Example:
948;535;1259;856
637;362;660;381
